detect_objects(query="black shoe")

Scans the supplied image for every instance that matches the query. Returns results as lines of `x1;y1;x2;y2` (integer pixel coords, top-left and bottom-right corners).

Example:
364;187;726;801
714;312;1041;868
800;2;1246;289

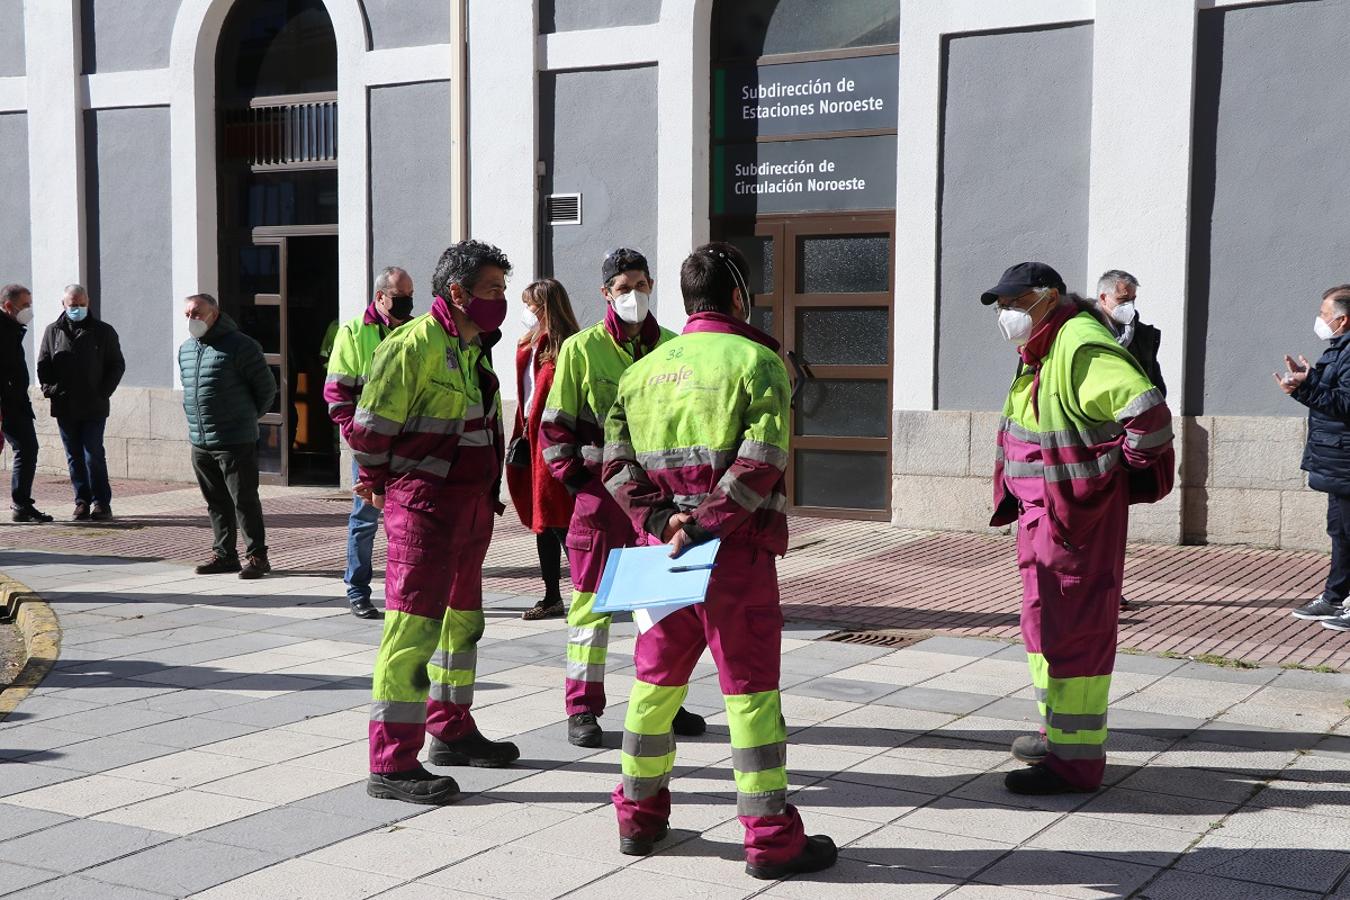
745;834;838;880
1011;734;1048;765
672;706;707;737
428;730;520;768
350;599;383;619
239;553;271;580
72;501;90;521
522;599;565;620
366;766;459;805
1321;606;1350;632
89;502;112;521
567;712;603;748
195;554;241;575
1119;595;1131;611
619;824;669;857
12;506;54;523
1292;594;1343;621
1004;764;1093;795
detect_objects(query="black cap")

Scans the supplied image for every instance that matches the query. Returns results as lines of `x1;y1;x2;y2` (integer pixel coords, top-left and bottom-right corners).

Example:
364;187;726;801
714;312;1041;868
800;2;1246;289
980;262;1066;305
602;248;650;285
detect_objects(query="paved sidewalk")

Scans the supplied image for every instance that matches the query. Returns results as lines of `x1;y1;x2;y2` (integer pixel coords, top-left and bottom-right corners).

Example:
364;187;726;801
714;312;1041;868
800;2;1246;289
1;551;1348;898
4;475;1348;670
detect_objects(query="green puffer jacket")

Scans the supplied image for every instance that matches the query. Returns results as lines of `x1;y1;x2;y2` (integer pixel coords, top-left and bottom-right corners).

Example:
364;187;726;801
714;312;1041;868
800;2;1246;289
178;313;277;449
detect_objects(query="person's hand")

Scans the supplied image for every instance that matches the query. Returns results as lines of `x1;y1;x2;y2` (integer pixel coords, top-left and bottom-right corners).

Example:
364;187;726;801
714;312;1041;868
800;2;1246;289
354;482;384;509
371;492;385;510
664;513;694;559
1273;354;1310;394
661;512;690;542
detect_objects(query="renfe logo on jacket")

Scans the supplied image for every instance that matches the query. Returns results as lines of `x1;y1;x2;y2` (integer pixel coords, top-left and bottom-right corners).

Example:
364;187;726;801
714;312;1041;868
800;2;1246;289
646;365;694;388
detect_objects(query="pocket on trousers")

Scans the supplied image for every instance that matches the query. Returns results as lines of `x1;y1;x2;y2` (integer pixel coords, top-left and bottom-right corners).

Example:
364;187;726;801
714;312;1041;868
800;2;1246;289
564;530;595;553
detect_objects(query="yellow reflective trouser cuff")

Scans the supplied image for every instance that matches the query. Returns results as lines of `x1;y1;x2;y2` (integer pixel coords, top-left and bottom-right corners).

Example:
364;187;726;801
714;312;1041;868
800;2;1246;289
1026;651;1111;757
566;590;610;682
724;690;789;816
620;680;686;800
371;609;440;704
428;608;484;707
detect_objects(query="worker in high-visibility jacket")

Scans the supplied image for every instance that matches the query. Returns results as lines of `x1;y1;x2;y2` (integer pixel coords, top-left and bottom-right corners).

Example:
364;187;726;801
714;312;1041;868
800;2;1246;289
539;247;706;748
324;265;416;620
600;242;837;880
352;240;520;806
984;262;1174;795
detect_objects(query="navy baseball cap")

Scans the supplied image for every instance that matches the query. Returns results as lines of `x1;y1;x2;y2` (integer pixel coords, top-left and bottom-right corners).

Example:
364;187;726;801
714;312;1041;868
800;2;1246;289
980;262;1066;305
601;248;650;285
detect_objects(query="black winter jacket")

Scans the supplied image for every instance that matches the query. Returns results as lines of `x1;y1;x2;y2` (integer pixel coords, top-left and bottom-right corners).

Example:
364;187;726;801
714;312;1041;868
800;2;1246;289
1125;321;1167;399
37;314;126;421
1296;332;1350;496
0;311;33;420
178;313;277;449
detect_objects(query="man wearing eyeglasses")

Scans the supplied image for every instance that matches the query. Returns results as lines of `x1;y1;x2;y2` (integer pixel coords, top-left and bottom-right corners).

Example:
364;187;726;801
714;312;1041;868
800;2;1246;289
984;262;1175;796
540;247;706;748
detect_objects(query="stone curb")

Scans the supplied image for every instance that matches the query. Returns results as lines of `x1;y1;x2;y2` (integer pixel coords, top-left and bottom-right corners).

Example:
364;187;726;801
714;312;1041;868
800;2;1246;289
0;573;61;720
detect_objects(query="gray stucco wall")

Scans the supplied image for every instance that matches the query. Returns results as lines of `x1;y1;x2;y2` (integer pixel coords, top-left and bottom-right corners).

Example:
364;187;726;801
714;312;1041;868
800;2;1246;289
0;0;24;76
81;0;182;73
364;0;451;49
541;65;658;327
1188;0;1350;417
369;81;453;301
85;107;173;388
935;24;1094;412
541;0;661;33
0;112;31;368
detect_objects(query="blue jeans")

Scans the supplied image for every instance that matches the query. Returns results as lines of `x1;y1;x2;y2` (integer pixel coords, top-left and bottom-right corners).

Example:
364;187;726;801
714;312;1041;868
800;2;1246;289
346;457;381;603
1;408;38;508
57;417;112;506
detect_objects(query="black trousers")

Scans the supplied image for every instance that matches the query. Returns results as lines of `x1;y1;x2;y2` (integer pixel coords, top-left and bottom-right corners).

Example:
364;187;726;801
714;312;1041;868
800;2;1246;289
537;527;567;604
191;443;267;560
1;409;38;509
1326;493;1350;604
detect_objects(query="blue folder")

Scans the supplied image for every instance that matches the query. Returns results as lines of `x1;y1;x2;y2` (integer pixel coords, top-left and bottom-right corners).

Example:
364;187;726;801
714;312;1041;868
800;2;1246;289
591;539;722;614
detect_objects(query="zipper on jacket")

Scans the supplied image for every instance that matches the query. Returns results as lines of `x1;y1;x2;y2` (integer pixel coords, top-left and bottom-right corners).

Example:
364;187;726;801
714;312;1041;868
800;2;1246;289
194;342;205;444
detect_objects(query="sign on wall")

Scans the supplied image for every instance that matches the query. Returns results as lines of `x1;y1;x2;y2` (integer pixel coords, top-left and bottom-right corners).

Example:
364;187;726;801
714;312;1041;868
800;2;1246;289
715;54;899;141
713;134;897;216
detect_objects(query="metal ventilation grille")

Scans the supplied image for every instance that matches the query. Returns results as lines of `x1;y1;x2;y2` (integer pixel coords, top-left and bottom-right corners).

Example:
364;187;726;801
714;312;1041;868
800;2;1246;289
546;193;582;225
821;630;923;648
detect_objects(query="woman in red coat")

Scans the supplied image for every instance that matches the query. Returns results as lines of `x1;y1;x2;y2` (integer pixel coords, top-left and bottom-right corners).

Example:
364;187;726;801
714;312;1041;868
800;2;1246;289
508;279;580;619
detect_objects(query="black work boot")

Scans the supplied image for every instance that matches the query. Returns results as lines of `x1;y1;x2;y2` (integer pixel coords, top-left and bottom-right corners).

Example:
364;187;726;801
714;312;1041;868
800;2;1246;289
672;706;707;737
619;824;669;857
1004;764;1093;795
195;554;241;575
239;552;271;580
1011;734;1048;765
350;598;383;620
366;766;459;804
12;505;54;523
428;730;520;768
746;834;838;880
567;713;603;748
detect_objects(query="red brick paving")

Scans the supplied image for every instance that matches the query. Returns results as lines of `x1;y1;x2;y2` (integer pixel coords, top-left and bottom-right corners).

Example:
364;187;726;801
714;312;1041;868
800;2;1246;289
5;475;1346;671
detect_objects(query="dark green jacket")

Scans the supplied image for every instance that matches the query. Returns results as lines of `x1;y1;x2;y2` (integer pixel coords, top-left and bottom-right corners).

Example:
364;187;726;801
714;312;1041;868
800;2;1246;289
178;313;276;449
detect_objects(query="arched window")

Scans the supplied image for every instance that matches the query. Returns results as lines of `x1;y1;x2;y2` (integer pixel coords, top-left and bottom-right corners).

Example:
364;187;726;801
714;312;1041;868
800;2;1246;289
713;0;899;62
218;0;337;104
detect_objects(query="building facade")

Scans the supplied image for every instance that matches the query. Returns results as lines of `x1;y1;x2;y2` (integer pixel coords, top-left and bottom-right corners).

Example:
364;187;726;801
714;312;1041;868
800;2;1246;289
0;0;1344;548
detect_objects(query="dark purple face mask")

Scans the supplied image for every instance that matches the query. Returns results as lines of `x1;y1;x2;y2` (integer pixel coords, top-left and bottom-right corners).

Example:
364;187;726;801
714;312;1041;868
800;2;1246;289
464;294;507;332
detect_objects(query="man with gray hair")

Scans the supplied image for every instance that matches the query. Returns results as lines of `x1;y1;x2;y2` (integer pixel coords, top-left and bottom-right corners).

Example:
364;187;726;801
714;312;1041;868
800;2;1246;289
1095;270;1167;398
325;265;416;618
0;283;52;522
37;284;125;520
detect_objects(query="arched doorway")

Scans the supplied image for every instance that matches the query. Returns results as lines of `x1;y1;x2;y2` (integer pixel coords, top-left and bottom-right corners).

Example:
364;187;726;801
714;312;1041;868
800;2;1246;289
710;0;899;519
216;0;340;485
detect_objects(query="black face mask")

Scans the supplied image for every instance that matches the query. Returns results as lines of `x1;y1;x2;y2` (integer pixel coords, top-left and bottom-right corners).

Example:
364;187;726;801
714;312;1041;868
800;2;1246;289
389;295;415;321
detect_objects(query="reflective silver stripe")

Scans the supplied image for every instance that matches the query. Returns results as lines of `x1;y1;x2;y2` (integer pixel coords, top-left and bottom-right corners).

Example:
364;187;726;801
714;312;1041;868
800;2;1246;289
404;415;464;436
1033;686;1048;702
604;441;635;464
622;730;675;759
737;789;787;817
390;454;420;473
465;403;485;420
719;471;766;513
459;430;493;448
353;450;390;467
370;700;426;724
622;773;670;800
1046;740;1106;760
568;626;609;650
1000;417;1040;445
543;443;576;462
604;466;638;493
739;440;788;470
1048;711;1108;733
638;446;737;471
763;492;788;513
326;372;360;387
1043;448;1120;483
731;742;787;774
415;458;453;478
1126;423;1174;451
1003;459;1043;478
580;446;603;464
1120;387;1165;420
1001;417;1125;449
673;493;708;510
354;407;402;436
542;406;575;429
429;681;474;705
566;660;606;682
328;401;353;414
433;648;477;672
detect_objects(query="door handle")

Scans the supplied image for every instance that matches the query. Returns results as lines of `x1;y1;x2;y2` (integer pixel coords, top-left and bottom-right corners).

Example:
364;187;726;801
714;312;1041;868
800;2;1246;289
786;350;811;407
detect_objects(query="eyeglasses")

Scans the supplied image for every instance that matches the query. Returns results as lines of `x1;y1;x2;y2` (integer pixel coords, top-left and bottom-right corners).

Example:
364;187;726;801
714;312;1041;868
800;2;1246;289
995;289;1039;311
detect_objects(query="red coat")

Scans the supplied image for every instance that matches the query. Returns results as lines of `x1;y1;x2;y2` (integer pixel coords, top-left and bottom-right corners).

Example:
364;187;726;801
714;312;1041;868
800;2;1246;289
507;336;575;532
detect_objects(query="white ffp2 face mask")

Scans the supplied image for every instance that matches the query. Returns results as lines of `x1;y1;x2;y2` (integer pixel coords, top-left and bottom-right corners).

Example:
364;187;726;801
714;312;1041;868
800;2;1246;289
1314;314;1345;341
1110;301;1136;326
188;318;210;339
611;290;651;325
520;307;538;330
13;306;32;326
997;307;1034;345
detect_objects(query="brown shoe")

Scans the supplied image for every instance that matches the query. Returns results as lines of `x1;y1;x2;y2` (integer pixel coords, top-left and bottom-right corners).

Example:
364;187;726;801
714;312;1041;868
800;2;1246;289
239;553;271;580
90;502;112;521
72;501;90;521
195;554;241;575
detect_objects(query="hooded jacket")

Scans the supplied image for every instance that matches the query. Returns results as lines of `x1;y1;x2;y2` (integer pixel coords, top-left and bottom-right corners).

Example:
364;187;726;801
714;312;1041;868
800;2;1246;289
1295;331;1350;496
0;311;33;420
38;312;125;421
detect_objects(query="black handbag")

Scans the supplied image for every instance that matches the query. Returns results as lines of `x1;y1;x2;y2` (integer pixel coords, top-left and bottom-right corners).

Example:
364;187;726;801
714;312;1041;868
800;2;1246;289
505;436;530;468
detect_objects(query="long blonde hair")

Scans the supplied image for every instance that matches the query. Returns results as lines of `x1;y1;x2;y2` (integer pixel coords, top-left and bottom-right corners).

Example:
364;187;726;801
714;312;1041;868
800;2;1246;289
519;278;580;363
